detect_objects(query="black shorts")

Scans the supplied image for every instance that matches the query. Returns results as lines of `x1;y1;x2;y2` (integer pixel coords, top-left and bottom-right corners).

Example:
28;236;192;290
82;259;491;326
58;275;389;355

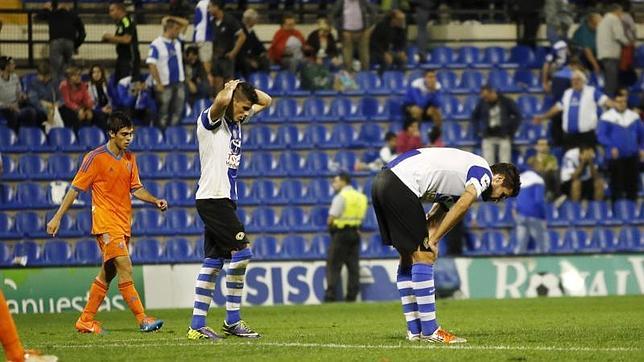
196;198;248;259
561;179;595;200
371;169;429;255
211;56;235;79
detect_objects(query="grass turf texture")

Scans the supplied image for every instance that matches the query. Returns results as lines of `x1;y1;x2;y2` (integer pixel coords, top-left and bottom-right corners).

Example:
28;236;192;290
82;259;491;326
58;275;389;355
13;296;644;361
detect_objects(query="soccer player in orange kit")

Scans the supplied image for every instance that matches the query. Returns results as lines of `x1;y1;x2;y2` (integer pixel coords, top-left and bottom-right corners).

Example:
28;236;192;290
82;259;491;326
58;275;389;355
46;112;168;334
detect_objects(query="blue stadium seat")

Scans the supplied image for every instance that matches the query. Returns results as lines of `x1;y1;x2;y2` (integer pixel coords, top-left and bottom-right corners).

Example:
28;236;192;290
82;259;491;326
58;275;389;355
302;151;331;176
164;126;196;151
164;181;193;206
305;178;334;204
247;72;272;91
618;227;642;251
482;231;512;255
246;125;275;150
481;46;513;68
44;210;80;238
165;153;195;178
47;153;77;179
382;71;405;95
0;242;12;266
243;152;277;177
274;125;303;149
0;213;17;239
164;209;197;235
547;201;582;227
276;179;308;204
385;97;404;123
276;152;305;177
249;180;278;205
513;69;542;93
133;181;162;208
75;211;92;234
298;97;327;122
137;153;165;179
14;240;42;266
334;150;362;174
16;182;50;208
474;203;503;228
425;46;455;68
252;236;278;260
131;238;163;264
347;96;386;122
517;95;540;118
577;201;615;226
453;46;482;68
440;95;460;122
590;229;616;252
613;200;639;225
43;239;73;265
556;229;587;253
0;183;17;210
508;46;535;67
487;69;519;92
301;124;329;148
279;235;307;258
17;154;48;180
77;126;107;151
454;70;484;94
350;71;385;95
361;208;378;231
436;70;458;90
326;124;358;148
514;123;544;145
362;234;397;258
272;71;308;96
636;45;644;68
324;97;353;122
48;127;80;152
132;209;165;236
18;127;49;152
278;207;308;232
357;123;383;148
246;207;279;233
307;206;329;232
74;238;101;265
308;234;330;259
164;238;193;263
0;126;20;152
133;126;166;151
264;98;300;123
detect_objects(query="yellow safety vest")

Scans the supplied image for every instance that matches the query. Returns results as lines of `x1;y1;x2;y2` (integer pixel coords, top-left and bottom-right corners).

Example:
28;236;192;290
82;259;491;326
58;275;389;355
332;187;368;228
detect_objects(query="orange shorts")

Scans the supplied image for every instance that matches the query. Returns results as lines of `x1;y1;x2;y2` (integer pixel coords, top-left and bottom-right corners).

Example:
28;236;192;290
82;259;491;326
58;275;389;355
95;234;130;262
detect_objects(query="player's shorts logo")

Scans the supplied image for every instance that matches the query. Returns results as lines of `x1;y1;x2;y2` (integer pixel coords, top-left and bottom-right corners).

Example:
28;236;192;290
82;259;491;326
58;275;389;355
235;232;245;241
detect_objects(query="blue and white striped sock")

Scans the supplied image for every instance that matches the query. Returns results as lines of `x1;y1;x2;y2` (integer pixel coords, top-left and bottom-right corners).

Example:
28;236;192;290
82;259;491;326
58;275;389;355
191;257;224;330
397;265;421;335
412;263;438;336
225;247;252;325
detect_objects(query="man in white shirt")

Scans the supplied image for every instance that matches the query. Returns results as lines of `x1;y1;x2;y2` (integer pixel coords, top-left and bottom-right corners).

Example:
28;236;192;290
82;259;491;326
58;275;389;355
372;148;520;344
560;145;604;201
187;79;271;341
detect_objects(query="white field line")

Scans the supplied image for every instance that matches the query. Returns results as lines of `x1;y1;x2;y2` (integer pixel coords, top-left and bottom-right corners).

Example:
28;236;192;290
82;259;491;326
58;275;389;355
36;340;641;353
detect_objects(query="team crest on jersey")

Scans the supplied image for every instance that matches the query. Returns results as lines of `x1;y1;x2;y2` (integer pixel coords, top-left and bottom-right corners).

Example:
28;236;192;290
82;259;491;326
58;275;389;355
235;232;245;241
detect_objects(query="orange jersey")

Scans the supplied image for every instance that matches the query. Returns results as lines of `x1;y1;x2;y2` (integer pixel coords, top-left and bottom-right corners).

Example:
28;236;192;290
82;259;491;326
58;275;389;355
72;145;143;236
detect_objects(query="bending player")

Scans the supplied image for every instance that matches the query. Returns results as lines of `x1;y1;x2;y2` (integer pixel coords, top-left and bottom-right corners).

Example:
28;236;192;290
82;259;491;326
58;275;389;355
371;147;520;343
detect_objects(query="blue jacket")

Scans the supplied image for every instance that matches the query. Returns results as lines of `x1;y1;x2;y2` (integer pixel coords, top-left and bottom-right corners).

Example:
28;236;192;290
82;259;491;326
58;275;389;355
597;108;644;158
516;170;546;219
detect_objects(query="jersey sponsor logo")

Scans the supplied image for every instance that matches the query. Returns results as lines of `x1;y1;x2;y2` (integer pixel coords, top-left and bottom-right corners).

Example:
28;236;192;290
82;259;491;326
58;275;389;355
480;173;491;189
235;232;245;241
226;154;241;169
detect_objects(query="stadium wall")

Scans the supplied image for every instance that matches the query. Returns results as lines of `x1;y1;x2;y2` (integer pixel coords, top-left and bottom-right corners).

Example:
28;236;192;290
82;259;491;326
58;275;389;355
1;254;643;314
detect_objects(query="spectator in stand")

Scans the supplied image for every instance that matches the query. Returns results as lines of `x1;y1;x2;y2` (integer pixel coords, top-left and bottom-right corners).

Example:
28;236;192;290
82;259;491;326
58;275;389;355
147;16;189;129
28;62;61;129
300;48;333;92
369;9;407;73
184;46;210;104
597;90;644;202
618;2;637;89
1;56;38;131
514;0;544;49
571;12;602;76
331;0;377;71
396;119;422;154
59;66;94;130
543;56;584;147
471;85;522;165
355;131;398;171
414;0;433;59
527;138;559;201
596;3;629;97
403;70;442;135
35;1;86;84
116;75;155;125
544;0;573;45
268;14;308;73
514;167;548;254
306;17;342;69
534;69;614;148
88;65;113;131
560;145;604;201
237;8;270;77
210;0;246;93
192;0;214;75
103;1;141;83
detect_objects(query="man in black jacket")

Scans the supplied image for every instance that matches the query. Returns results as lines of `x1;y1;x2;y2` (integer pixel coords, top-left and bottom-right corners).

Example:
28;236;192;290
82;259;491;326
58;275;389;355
236;8;269;77
369;9;407;72
471;85;522;164
35;1;86;84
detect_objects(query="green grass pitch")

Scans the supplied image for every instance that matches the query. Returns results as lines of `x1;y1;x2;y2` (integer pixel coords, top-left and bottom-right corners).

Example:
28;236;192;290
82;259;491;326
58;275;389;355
13;296;644;361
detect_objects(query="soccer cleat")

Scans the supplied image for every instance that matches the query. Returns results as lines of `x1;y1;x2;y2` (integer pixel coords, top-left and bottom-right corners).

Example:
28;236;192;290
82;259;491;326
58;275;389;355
421;327;467;344
222;320;261;338
24;350;59;362
139;316;164;332
406;330;420;341
75;318;105;335
187;326;223;341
